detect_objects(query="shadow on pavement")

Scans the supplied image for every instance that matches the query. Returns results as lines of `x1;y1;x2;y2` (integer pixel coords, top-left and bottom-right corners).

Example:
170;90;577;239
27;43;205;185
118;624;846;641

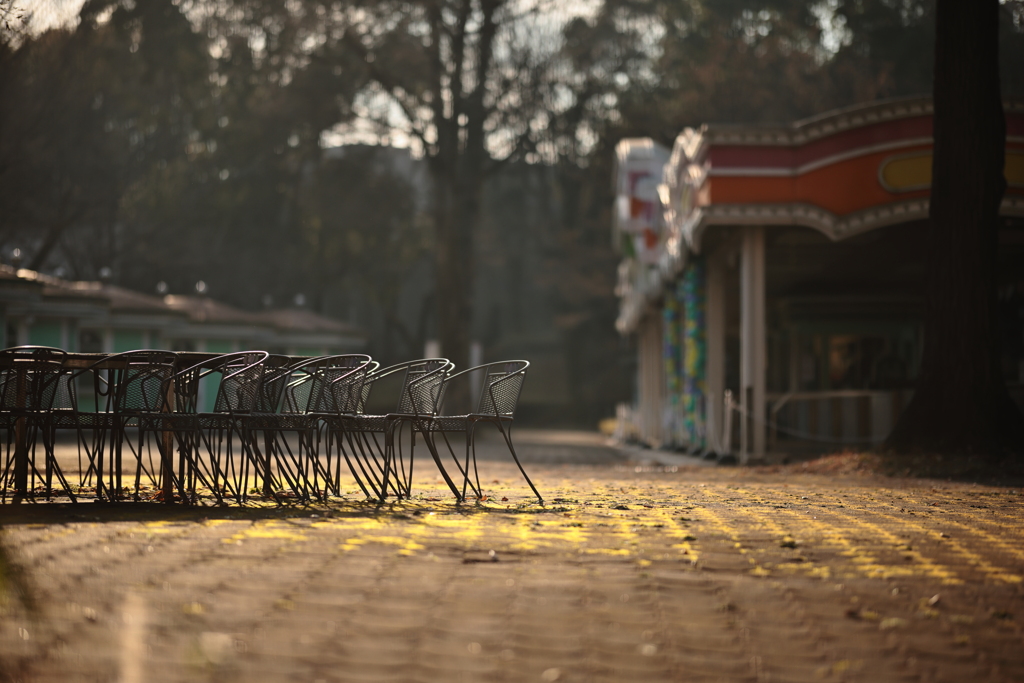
0;430;618;525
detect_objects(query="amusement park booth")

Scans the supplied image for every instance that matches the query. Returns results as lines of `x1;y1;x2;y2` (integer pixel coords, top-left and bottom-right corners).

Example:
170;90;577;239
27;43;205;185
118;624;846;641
614;96;1024;462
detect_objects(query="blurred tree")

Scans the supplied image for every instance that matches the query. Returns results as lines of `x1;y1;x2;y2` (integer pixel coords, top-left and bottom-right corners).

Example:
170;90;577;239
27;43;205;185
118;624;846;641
0;0;23;35
827;0;935;102
220;0;639;377
108;0;369;307
8;0;1021;429
0;0;211;277
602;0;1020;146
0;24;112;273
296;147;430;362
596;0;841;144
885;0;1024;461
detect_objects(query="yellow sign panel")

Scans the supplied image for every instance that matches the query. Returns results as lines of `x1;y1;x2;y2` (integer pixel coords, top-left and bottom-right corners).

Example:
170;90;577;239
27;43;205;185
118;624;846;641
879;150;1024;191
1009;150;1024;187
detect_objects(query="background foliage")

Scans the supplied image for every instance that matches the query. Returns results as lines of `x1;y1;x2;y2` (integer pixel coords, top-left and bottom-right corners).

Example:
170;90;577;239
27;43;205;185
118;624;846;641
1;0;1022;426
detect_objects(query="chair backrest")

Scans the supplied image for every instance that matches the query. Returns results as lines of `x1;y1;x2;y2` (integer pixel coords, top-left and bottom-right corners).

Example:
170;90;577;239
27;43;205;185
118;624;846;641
256;355;299;413
77;350;179;414
438;360;529;418
0;346;68;413
281;354;372;414
174;351;269;415
356;361;380;413
476;361;529;418
397;359;451;416
319;355;373;414
362;359;451;416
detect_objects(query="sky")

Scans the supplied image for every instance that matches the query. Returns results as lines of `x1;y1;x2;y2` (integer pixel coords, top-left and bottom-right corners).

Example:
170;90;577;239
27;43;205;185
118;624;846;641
15;0;84;32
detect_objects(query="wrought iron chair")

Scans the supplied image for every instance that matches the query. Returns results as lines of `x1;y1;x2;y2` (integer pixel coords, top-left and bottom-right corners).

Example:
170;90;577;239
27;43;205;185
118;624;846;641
249;354;372;500
0;346;74;501
325;358;457;501
60;350;179;501
430;360;541;503
246;354;302;496
156;351;269;503
320;360;381;497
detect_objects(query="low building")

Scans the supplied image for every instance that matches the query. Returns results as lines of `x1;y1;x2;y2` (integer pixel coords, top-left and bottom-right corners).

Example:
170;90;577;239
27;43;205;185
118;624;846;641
614;97;1024;461
0;265;366;358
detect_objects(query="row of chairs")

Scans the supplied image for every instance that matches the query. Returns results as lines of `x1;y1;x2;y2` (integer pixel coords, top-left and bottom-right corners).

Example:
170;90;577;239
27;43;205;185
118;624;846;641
0;346;542;505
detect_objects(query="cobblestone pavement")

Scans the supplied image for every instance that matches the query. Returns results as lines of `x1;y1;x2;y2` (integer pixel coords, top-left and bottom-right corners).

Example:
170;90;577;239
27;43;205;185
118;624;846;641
1;432;1023;683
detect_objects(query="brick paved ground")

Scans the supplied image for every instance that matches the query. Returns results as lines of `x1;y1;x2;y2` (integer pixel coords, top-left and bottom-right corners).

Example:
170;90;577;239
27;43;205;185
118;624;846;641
1;431;1022;682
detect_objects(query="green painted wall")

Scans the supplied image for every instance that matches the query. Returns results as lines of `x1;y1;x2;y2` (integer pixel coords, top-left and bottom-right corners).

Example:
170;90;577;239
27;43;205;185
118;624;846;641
205;340;233;353
113;330;145;353
202;340;233;411
29;321;62;348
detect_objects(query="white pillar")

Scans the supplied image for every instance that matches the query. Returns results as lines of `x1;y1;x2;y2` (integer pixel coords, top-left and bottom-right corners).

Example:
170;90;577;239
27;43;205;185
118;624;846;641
705;253;726;454
16;320;30;346
469;340;483;407
637;314;664;447
789;331;801;393
639;315;654;445
740;226;767;462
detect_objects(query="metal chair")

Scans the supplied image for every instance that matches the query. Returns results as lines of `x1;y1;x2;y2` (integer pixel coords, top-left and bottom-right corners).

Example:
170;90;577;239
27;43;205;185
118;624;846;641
246;354;303;496
430;360;541;503
249;354;372;500
320;360;381;497
325;358;457;501
60;350;179;501
0;346;74;501
156;351;269;503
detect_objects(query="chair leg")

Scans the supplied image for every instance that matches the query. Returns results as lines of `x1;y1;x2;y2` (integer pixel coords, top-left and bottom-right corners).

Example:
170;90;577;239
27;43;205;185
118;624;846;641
433;430;478;500
379;430;393;503
365;432;402;498
416;423;462;502
468;423;484;500
388;421;410;498
309;428;333;501
262;432;278;497
496;422;543;504
44;427;76;503
341;429;382;499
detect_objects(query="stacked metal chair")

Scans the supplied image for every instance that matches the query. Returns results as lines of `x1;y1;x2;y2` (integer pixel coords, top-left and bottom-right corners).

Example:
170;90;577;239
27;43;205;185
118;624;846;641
61;350;179;501
0;346;543;505
249;354;372;500
0;346;74;501
430;360;541;503
320;360;382;498
325;358;457;501
157;351;269;503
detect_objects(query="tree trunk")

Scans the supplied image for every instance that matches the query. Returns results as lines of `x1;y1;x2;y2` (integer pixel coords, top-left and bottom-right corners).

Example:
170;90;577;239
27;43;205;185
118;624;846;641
885;0;1024;458
431;170;475;371
426;0;499;381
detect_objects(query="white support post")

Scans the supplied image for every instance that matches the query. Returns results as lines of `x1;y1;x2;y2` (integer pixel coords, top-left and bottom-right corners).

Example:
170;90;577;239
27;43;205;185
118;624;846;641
705;253;726;454
789;331;801;393
16;320;29;346
740;226;767;463
639;315;658;446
